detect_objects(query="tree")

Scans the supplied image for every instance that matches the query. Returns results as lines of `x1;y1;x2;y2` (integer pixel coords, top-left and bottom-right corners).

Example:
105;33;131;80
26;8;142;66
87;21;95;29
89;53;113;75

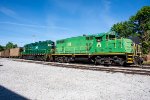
0;45;4;51
130;6;150;54
111;21;136;38
111;6;150;54
5;42;18;49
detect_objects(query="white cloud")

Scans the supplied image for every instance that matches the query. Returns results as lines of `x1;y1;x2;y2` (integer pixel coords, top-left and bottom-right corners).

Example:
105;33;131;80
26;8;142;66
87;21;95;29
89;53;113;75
0;22;47;28
103;0;111;13
0;21;71;31
0;7;17;18
99;0;118;27
0;7;31;23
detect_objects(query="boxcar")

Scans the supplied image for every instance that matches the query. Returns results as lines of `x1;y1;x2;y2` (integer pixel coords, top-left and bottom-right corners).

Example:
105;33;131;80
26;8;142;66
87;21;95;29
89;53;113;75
0;52;1;57
4;49;10;58
10;48;22;58
1;51;5;57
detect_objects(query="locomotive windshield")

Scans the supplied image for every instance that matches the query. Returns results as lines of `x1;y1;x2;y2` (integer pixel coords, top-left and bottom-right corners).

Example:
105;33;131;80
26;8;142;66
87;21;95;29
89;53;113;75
96;37;102;42
106;35;115;40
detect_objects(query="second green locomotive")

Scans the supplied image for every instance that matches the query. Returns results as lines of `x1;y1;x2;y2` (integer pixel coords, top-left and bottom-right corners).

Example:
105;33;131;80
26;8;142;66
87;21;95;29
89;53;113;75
21;40;55;60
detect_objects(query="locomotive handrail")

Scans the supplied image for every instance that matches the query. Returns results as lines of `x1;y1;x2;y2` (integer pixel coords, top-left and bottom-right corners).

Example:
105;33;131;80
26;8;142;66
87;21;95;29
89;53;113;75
23;49;50;54
56;46;88;54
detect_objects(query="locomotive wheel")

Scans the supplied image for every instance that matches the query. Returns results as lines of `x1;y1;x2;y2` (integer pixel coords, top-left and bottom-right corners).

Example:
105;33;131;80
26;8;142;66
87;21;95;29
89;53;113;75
134;56;143;67
119;58;125;66
64;57;70;63
57;57;61;63
55;57;59;62
94;59;98;65
95;57;101;65
49;57;54;62
59;57;64;63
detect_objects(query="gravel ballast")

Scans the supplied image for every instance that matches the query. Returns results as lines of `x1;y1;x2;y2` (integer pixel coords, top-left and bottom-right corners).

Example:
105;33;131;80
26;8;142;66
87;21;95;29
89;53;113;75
0;58;150;100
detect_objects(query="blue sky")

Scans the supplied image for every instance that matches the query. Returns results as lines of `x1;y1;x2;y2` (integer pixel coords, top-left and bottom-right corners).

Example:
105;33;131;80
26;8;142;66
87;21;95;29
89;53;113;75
0;0;149;46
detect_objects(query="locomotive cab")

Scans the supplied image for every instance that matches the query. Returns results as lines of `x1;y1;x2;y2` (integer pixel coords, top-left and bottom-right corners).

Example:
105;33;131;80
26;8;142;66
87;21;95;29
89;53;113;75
92;32;142;66
94;32;134;53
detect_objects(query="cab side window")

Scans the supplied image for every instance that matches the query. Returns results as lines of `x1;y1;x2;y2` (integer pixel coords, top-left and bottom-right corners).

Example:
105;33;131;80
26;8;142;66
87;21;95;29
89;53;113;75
96;37;102;42
106;35;115;40
86;36;94;40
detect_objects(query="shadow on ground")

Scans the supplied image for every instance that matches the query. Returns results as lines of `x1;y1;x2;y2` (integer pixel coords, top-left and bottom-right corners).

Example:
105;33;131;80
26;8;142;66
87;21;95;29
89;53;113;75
0;85;28;100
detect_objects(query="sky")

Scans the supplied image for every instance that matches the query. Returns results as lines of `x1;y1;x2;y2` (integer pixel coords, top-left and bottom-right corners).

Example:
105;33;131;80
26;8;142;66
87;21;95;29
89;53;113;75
0;0;149;46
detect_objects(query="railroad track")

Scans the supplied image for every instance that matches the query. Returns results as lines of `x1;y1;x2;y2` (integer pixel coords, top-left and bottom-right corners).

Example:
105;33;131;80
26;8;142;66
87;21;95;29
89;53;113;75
12;59;150;76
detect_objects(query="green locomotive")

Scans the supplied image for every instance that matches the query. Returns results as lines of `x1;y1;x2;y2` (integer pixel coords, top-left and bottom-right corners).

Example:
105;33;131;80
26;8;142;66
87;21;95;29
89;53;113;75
54;32;142;65
21;40;55;60
21;32;142;66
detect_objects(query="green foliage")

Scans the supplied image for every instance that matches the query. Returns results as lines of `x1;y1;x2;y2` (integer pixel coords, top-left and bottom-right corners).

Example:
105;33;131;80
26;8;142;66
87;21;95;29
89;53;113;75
111;21;136;37
111;6;150;54
130;6;150;54
0;45;4;51
5;42;18;50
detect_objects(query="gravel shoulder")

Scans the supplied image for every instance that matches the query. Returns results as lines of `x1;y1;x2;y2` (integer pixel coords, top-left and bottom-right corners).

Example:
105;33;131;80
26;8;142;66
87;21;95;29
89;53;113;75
0;58;150;100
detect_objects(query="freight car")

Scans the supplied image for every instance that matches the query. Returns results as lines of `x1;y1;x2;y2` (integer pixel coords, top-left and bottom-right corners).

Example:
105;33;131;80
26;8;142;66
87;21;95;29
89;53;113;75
0;49;10;58
0;51;5;57
3;49;10;58
53;32;142;66
0;52;1;58
0;48;22;58
10;48;22;58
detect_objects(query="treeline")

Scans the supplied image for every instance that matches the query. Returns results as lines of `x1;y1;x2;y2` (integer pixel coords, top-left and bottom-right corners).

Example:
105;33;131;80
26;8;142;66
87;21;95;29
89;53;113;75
0;42;18;51
111;6;150;54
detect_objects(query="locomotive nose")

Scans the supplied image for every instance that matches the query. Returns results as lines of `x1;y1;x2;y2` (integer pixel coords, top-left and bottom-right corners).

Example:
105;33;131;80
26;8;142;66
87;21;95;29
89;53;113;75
123;39;133;53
